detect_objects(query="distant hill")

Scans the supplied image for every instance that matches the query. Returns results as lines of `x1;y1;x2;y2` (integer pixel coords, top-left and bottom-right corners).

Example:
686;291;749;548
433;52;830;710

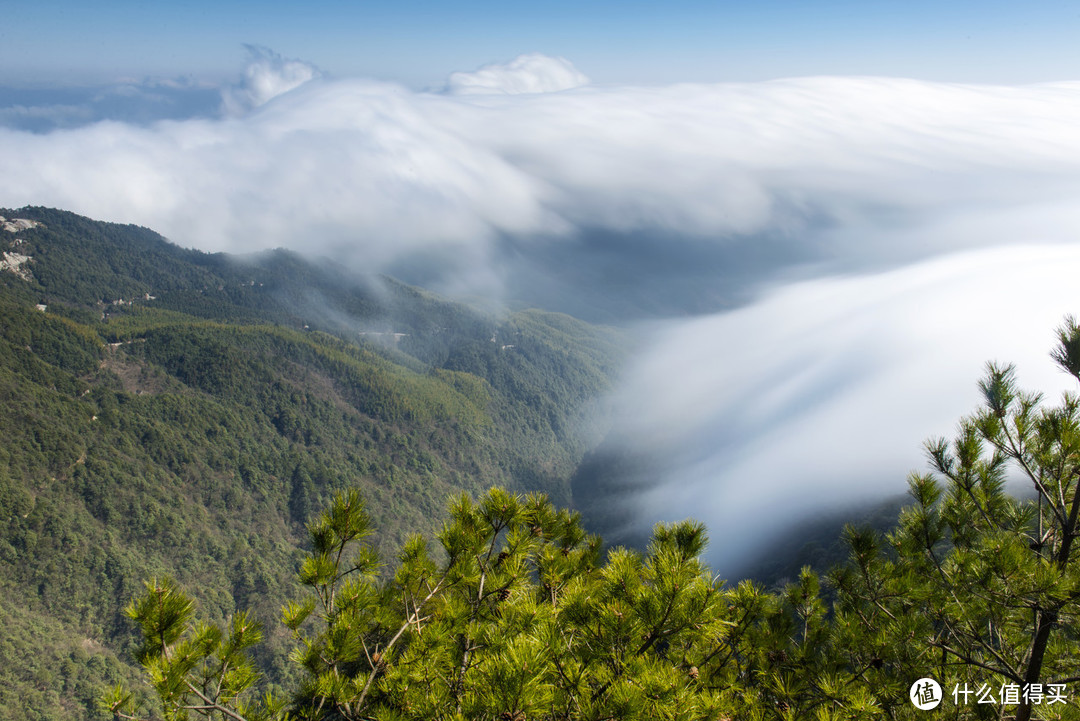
0;207;625;720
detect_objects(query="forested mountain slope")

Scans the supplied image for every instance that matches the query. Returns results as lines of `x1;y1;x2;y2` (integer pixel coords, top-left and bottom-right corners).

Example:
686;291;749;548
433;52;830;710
0;208;624;720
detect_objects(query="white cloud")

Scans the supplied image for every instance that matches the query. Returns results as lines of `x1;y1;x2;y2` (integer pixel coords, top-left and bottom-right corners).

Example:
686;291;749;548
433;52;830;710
612;245;1080;573
444;53;589;95
4;72;1080;281
220;45;321;116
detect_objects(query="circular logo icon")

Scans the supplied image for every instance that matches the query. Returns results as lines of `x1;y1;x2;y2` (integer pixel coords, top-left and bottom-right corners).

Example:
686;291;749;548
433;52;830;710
910;678;942;710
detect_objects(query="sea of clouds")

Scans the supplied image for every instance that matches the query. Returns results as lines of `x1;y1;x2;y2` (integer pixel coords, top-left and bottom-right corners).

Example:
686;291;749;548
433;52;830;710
4;50;1080;570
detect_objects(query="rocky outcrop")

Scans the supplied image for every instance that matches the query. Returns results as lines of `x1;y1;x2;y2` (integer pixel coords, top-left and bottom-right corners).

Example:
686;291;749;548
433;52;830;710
0;252;32;281
0;217;41;233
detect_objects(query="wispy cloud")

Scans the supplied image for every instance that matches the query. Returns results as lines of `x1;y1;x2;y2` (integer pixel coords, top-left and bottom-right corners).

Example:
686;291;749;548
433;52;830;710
0;77;222;132
444;53;590;95
220;45;321;116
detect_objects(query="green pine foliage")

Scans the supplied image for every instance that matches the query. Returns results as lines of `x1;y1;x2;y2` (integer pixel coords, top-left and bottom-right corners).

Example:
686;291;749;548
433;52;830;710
830;317;1080;721
111;488;888;721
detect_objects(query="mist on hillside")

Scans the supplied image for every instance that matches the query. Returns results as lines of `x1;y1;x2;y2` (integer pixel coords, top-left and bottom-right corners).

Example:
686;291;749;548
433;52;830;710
5;50;1080;571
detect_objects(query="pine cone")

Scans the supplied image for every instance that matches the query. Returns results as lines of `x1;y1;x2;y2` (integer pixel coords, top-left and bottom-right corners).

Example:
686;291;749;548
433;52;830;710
766;649;789;665
498;587;511;602
688;666;699;680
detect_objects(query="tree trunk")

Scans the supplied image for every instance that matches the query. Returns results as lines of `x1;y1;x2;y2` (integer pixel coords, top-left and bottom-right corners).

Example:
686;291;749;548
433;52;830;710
1014;608;1057;721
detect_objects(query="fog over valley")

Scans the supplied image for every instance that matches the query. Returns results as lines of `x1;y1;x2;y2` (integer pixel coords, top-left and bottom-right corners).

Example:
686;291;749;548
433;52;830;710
5;49;1080;572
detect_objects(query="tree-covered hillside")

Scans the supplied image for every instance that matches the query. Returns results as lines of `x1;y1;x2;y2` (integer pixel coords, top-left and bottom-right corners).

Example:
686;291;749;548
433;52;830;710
0;208;625;720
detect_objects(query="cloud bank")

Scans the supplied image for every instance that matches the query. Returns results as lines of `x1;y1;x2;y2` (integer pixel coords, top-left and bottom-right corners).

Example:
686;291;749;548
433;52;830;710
608;245;1080;573
2;67;1080;303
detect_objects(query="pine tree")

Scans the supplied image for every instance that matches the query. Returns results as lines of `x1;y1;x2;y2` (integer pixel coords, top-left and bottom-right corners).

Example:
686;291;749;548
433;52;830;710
103;576;286;721
832;316;1080;720
107;486;883;720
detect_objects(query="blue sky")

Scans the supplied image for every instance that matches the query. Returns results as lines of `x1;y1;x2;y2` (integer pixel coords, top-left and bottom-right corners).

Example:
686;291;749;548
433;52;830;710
4;0;1080;86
